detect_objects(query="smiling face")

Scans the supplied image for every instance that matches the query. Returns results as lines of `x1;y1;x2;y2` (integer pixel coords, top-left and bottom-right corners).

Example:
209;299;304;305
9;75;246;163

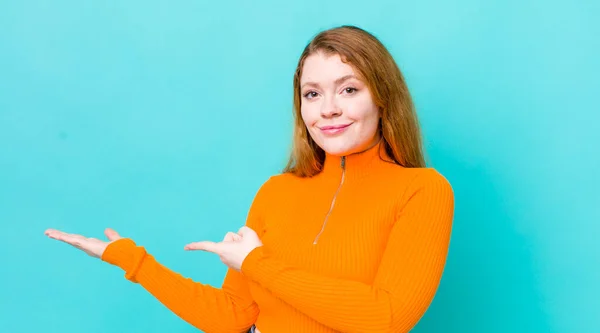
299;51;381;157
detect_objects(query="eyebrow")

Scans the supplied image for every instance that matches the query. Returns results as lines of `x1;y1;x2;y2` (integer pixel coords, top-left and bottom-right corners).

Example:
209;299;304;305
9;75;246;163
300;74;357;90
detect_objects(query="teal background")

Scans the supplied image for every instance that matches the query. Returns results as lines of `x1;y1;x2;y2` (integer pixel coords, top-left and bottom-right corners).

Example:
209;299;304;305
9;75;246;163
1;0;598;332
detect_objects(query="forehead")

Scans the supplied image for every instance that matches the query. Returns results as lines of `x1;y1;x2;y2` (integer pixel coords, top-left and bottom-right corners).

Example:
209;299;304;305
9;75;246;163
300;52;357;83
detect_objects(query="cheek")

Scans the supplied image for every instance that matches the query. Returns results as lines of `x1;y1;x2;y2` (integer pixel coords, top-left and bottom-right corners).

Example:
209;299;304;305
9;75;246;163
343;96;379;123
300;104;319;127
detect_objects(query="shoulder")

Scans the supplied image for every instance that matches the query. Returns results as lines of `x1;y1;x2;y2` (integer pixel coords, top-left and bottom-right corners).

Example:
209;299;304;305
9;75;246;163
250;172;297;204
254;172;295;194
385;166;454;203
408;168;452;190
376;167;455;224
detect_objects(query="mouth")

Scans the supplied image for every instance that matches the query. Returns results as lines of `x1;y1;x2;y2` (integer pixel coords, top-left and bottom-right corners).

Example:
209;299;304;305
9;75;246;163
318;123;352;135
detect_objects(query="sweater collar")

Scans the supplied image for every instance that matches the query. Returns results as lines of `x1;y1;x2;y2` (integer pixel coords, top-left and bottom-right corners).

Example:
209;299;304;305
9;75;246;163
320;137;395;180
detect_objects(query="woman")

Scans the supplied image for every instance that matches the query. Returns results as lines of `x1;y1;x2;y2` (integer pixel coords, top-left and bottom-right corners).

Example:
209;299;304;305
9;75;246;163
45;25;454;333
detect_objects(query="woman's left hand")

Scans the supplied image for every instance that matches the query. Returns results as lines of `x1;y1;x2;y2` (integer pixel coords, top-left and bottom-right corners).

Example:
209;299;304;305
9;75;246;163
184;226;262;271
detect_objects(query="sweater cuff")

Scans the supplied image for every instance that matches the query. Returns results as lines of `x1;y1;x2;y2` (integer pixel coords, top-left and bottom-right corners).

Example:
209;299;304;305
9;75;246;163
240;246;280;289
101;238;147;283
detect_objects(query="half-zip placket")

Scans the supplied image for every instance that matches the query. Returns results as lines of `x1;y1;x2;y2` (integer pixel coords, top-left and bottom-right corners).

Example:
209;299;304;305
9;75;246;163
313;156;346;244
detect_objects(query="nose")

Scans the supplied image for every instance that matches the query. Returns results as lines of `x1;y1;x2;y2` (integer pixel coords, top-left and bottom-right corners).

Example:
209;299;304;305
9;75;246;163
320;95;342;118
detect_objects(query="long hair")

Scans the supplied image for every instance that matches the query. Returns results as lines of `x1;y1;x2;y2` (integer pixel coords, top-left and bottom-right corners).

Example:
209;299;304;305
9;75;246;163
283;25;426;177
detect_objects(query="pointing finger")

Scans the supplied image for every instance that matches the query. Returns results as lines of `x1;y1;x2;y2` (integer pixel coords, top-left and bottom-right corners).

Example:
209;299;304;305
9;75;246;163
184;241;222;253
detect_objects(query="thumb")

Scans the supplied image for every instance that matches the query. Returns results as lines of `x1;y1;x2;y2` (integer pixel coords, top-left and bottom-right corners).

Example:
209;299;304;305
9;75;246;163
238;226;257;238
104;228;122;242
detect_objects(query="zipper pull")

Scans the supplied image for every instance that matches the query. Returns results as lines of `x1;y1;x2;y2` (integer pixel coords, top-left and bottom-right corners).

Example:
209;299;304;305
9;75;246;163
341;156;346;169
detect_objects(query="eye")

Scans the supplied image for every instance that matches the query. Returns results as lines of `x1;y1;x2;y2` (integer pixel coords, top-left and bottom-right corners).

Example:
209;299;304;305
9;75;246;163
343;87;358;94
303;91;319;99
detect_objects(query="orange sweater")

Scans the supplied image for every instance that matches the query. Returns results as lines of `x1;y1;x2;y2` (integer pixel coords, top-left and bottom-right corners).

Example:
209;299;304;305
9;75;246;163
101;141;454;333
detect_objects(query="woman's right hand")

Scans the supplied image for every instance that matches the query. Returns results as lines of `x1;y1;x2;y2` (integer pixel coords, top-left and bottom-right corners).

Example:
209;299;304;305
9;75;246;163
44;228;123;259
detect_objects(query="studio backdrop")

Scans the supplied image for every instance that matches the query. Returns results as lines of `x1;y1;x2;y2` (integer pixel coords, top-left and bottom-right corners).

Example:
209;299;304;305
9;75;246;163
0;1;598;332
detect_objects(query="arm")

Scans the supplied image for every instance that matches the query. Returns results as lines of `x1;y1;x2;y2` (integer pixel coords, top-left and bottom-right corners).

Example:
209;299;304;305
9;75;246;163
240;170;454;333
102;240;257;333
101;180;272;333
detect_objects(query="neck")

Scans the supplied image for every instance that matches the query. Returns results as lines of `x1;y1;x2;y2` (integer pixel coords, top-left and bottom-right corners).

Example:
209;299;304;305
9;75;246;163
321;137;392;180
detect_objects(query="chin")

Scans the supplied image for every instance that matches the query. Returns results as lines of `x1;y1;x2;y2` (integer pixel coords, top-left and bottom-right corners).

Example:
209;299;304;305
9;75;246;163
319;141;354;156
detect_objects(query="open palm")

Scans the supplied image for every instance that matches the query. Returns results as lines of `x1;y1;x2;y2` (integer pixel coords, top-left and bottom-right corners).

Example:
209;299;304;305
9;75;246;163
44;228;123;258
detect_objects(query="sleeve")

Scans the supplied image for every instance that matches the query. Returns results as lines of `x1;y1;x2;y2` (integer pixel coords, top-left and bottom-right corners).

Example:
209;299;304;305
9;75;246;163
240;170;454;333
101;178;273;333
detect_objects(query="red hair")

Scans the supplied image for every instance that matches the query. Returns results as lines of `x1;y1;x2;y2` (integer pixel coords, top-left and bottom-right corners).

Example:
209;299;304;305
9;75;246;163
283;25;426;177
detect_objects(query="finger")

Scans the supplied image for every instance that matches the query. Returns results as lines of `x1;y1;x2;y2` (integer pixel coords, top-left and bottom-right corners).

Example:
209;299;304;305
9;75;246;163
104;228;122;241
45;229;86;246
237;226;255;237
184;241;221;253
45;229;74;241
45;228;67;238
223;232;241;242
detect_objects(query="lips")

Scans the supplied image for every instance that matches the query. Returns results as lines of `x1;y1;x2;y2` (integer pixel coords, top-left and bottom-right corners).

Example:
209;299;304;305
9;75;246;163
319;123;351;130
318;123;352;135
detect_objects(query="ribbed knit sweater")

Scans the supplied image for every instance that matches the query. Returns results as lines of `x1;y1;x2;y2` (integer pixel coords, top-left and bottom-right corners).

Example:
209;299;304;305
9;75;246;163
101;141;455;333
